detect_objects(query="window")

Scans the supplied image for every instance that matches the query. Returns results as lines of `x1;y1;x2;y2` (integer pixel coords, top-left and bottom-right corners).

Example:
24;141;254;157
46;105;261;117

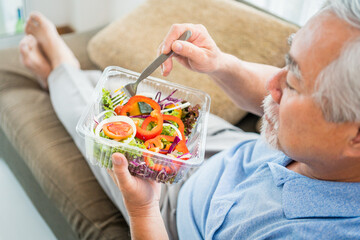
241;0;326;26
0;0;26;36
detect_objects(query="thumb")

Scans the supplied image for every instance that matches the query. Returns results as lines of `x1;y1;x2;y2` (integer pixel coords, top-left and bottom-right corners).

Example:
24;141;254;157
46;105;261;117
111;153;134;190
172;40;203;59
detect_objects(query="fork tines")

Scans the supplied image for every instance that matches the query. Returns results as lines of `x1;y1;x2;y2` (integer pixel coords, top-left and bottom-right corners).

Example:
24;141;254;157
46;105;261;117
111;90;128;107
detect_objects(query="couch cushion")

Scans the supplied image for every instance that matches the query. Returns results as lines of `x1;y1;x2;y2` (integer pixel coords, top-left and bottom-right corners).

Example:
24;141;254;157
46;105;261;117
0;61;129;239
87;0;299;124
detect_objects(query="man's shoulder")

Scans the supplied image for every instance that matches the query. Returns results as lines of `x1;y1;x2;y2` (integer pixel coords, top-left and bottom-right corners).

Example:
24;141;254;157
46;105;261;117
224;137;287;170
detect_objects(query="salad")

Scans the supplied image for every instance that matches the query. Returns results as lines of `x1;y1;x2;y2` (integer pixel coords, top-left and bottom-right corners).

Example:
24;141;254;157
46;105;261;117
93;87;200;183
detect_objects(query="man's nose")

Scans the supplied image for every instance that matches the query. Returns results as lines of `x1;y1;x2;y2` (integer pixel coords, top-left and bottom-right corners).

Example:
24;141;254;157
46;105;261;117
266;68;287;104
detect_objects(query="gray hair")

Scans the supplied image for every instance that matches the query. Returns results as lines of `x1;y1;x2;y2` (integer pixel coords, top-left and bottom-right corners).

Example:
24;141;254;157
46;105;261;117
313;0;360;122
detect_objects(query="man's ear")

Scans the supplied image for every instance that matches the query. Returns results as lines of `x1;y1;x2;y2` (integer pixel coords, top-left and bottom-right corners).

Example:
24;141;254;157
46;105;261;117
346;127;360;157
352;128;360;144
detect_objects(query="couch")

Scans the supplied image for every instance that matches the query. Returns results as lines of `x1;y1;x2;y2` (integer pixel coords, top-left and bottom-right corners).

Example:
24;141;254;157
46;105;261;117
0;0;297;239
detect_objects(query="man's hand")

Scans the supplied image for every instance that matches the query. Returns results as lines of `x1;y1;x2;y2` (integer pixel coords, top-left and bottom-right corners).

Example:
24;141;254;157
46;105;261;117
159;23;223;76
108;153;161;216
108;153;169;240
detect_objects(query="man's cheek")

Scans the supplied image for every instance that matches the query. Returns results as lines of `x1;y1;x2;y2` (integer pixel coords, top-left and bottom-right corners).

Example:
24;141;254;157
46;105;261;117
278;104;302;141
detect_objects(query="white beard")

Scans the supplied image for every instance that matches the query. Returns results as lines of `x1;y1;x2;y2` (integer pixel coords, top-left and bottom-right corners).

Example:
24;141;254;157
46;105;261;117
260;95;280;150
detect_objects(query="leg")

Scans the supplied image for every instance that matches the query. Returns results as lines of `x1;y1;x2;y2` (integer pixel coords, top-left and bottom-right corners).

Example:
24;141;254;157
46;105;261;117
19;34;51;89
25;12;80;70
20;12;80;90
20;12;133;223
47;65;132;223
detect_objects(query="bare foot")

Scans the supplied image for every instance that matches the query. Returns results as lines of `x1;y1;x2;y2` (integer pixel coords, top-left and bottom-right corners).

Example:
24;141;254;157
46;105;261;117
25;12;80;69
19;35;51;89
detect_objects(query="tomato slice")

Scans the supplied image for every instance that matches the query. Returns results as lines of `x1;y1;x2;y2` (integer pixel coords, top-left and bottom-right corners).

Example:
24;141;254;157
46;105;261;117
102;121;134;140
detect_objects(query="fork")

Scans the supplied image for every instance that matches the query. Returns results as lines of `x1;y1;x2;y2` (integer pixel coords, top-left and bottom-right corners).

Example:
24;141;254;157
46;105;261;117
112;30;192;106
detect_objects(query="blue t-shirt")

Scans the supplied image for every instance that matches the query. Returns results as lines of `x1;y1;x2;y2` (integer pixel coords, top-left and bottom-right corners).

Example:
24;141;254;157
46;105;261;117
177;138;360;239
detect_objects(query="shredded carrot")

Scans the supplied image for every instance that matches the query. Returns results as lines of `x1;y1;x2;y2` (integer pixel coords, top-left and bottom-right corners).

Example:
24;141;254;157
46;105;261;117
114;87;124;93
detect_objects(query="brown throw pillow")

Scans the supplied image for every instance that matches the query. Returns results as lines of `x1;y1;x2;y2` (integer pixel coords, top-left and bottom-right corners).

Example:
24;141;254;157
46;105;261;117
87;0;299;124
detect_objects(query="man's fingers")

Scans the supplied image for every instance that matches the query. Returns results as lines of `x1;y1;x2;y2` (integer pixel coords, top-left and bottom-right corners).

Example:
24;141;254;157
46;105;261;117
161;57;173;76
171;40;202;60
162;24;193;54
111;153;134;191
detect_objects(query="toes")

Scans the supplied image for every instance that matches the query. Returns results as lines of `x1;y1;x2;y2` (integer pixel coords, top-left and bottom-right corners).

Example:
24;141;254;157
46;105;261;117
25;12;43;34
19;35;37;52
30;12;54;30
30;12;42;22
19;37;33;68
27;35;37;49
19;36;31;54
25;11;57;40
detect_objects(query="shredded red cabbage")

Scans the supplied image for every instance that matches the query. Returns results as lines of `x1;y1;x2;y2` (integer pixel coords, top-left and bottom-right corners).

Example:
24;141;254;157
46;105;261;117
168;136;181;153
129;115;150;118
156;90;182;104
125;154;179;183
154;91;162;103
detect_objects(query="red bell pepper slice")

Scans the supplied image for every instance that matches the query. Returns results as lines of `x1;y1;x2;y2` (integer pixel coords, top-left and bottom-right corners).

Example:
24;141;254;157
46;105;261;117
141;114;186;140
144;136;163;149
135;110;163;141
119;95;161;116
162;114;186;140
145;135;176;151
119;96;163;141
141;116;157;130
174;140;189;154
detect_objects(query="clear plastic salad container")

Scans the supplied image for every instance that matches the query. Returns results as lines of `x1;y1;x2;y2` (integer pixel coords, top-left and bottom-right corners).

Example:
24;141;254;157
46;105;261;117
76;66;211;184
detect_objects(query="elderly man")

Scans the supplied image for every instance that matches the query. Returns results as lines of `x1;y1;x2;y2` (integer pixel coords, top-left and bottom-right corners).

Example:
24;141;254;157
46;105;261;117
19;0;360;239
109;1;360;239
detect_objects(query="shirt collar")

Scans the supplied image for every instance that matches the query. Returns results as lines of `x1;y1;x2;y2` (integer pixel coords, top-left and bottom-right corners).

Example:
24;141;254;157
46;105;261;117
268;159;360;219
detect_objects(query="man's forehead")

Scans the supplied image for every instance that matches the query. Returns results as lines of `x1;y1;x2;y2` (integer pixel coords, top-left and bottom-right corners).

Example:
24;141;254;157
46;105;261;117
289;11;356;88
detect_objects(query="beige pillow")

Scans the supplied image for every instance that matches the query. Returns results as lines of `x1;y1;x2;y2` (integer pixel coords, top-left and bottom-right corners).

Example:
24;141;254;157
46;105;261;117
88;0;299;124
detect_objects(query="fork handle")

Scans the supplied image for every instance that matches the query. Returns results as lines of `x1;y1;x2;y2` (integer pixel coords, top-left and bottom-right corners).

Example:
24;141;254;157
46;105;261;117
134;30;192;85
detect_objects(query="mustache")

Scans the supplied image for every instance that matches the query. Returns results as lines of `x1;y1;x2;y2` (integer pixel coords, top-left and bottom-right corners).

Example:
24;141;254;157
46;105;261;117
260;95;280;149
262;95;279;125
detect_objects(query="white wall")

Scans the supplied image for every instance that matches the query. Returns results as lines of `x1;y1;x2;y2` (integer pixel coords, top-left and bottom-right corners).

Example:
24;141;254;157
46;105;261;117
71;0;146;32
27;0;72;26
26;0;146;32
243;0;326;26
